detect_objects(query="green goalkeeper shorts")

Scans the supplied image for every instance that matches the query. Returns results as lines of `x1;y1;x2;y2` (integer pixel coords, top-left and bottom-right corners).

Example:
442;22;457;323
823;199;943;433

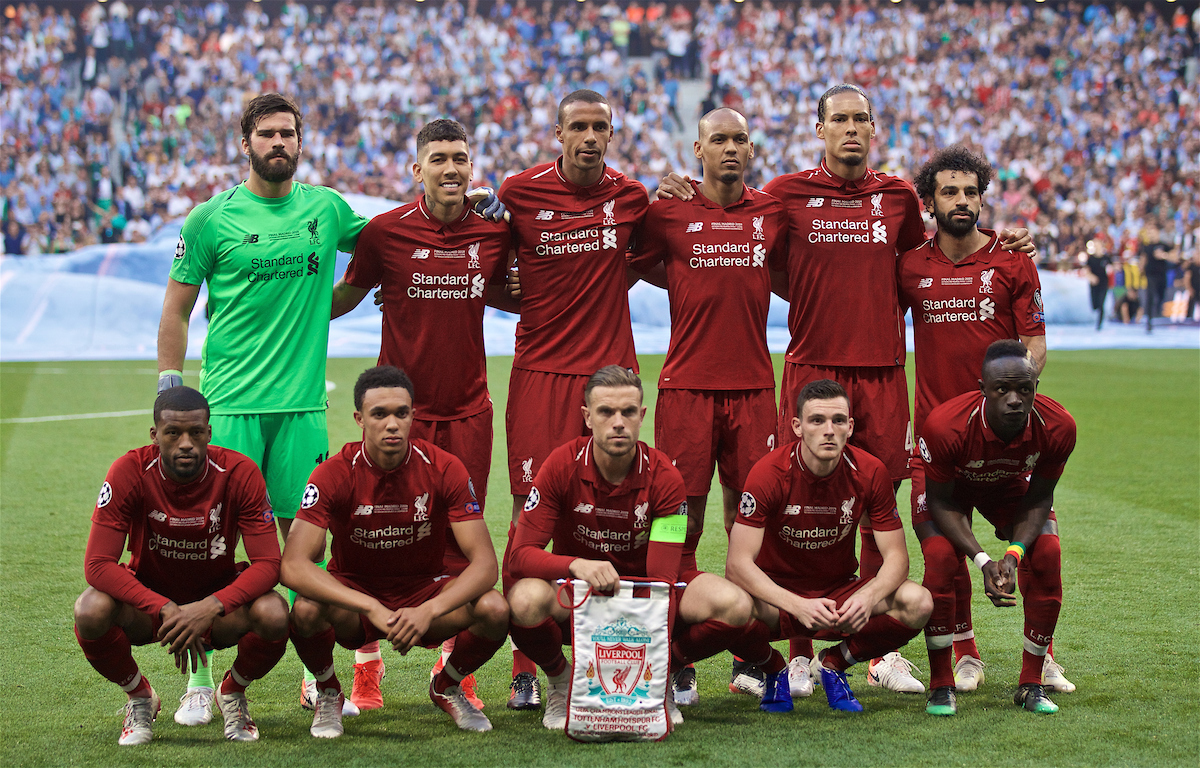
209;411;329;520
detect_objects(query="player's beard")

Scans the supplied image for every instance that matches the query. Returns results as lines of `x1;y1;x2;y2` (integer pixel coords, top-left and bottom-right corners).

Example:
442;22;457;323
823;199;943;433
936;206;979;238
249;147;299;183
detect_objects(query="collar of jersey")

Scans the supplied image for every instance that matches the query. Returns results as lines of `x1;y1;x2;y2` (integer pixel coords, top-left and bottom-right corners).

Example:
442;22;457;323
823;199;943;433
930;229;1000;267
553;156;611;195
690;179;754;210
238;181;299;205
416;196;472;231
357;439;412;472
579;437;648;491
816;159;876;192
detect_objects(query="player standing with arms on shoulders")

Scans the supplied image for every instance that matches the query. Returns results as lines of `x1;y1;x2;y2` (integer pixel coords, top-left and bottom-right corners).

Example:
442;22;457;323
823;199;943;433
628;107;787;704
156;93;368;719
917;340;1076;715
73;387;289;745
328;118;514;713
496;89;650;708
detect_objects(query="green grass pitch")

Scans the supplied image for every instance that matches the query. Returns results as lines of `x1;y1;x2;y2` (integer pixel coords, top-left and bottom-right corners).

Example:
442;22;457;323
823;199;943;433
1;351;1196;767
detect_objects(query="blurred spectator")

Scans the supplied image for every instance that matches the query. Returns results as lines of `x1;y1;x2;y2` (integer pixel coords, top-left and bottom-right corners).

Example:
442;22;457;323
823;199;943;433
1084;239;1113;330
3;218;29;255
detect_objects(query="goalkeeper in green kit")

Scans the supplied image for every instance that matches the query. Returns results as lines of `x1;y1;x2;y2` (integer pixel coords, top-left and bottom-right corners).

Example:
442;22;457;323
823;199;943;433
156;93;368;725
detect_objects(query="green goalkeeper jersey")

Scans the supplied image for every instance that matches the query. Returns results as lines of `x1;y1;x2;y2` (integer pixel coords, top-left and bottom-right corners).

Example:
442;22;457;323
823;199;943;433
169;182;368;415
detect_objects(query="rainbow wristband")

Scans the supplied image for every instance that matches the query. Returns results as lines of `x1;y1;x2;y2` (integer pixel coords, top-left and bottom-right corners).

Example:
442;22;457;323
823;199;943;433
1005;542;1026;565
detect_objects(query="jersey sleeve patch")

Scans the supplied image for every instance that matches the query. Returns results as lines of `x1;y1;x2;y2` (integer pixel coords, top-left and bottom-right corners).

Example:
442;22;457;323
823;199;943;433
301;483;320;509
524;486;540;512
739;491;756;518
97;481;113;508
918;437;932;464
174;235;186;260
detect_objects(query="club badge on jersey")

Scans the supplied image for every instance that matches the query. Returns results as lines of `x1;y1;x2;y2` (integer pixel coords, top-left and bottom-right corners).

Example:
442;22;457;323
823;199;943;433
564;579;672;742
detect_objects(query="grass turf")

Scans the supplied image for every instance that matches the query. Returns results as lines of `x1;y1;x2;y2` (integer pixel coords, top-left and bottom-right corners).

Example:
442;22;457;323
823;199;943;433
0;351;1196;767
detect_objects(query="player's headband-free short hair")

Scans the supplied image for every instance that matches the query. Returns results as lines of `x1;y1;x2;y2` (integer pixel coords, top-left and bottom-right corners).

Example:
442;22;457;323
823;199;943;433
354;365;415;411
982;339;1033;373
584;365;643;405
914;145;994;200
817;83;873;123
417;119;470;156
795;379;849;414
240;93;303;141
154;386;210;424
557;89;612;125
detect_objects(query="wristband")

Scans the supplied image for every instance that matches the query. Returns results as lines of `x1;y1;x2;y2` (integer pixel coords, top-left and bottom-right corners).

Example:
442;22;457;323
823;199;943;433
972;551;993;570
158;370;183;393
1005;542;1026;565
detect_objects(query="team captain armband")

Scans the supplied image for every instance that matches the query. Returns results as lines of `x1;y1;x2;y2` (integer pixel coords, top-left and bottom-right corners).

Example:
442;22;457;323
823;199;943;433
649;511;688;544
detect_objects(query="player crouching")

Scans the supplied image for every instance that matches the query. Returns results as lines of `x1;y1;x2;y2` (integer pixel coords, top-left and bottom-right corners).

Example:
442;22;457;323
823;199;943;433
505;366;770;729
281;366;508;737
727;380;932;713
74;386;289;744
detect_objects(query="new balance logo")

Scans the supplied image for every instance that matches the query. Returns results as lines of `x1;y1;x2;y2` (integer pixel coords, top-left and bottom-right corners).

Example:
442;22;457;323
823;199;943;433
242;234;259;244
918;278;933;289
412;248;430;260
686;222;703;233
806;197;825;207
783;505;802;516
535;210;555;221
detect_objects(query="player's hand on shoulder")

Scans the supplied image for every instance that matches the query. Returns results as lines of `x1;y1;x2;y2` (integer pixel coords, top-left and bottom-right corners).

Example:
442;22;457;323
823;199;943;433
999;227;1036;257
466;187;509;223
569;558;621;593
655;172;694;201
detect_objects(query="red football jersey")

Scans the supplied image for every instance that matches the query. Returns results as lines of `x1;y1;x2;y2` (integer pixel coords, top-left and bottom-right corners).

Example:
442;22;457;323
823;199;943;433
297;439;482;596
498;159;649;374
345;199;511;421
737;443;900;596
507;437;687;581
918;392;1076;502
898;231;1045;432
90;444;278;613
762;161;926;367
629;182;787;390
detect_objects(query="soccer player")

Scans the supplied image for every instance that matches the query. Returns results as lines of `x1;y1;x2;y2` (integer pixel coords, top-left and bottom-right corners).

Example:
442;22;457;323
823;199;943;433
505;366;770;729
628;107;787;703
727;379;933;714
917;340;1076;715
156;93;368;717
898;146;1063;708
329;118;513;712
659;84;1030;695
496;89;650;706
282;366;509;738
73;386;288;745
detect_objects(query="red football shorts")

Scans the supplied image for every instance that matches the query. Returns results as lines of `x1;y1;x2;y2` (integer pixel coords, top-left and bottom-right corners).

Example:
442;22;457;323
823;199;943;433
773;576;872;641
909;467;1059;538
506;369;591;495
779;362;912;482
328;573;450;648
655;388;777;496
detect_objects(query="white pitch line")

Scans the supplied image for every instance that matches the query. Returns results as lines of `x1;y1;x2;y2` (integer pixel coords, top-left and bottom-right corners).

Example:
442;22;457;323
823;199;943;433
1;409;152;424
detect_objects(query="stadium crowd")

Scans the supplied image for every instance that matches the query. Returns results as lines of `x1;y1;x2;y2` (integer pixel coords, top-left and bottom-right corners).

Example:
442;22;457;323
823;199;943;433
1;0;1197;320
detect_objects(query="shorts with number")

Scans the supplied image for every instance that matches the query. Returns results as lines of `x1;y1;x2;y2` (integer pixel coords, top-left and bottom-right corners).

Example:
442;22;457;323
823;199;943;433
779;362;911;482
773;577;872;642
209;411;328;520
655;388;777;496
910;469;1058;539
506;369;591;495
328;573;450;648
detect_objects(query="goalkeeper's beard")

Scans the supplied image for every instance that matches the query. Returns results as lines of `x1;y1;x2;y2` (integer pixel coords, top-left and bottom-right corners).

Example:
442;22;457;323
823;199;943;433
249;147;299;183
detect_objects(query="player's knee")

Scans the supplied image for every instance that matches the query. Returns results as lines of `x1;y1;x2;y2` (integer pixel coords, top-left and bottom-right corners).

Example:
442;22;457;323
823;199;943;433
73;588;117;637
289;596;325;636
1027;535;1062;579
474;590;511;632
919;536;959;590
900;582;934;629
250;591;290;641
507;579;553;626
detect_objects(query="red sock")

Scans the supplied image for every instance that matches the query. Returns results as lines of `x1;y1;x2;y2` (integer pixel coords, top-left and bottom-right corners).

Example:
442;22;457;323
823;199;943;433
442;628;505;682
222;632;288;694
858;527;882;580
789;637;815;661
75;624;146;694
290;625;340;692
511;648;538;676
509;617;567;677
1018;534;1062;686
844;614;921;666
674;619;755;666
926;644;954;689
679;530;702;575
952;559;980;661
